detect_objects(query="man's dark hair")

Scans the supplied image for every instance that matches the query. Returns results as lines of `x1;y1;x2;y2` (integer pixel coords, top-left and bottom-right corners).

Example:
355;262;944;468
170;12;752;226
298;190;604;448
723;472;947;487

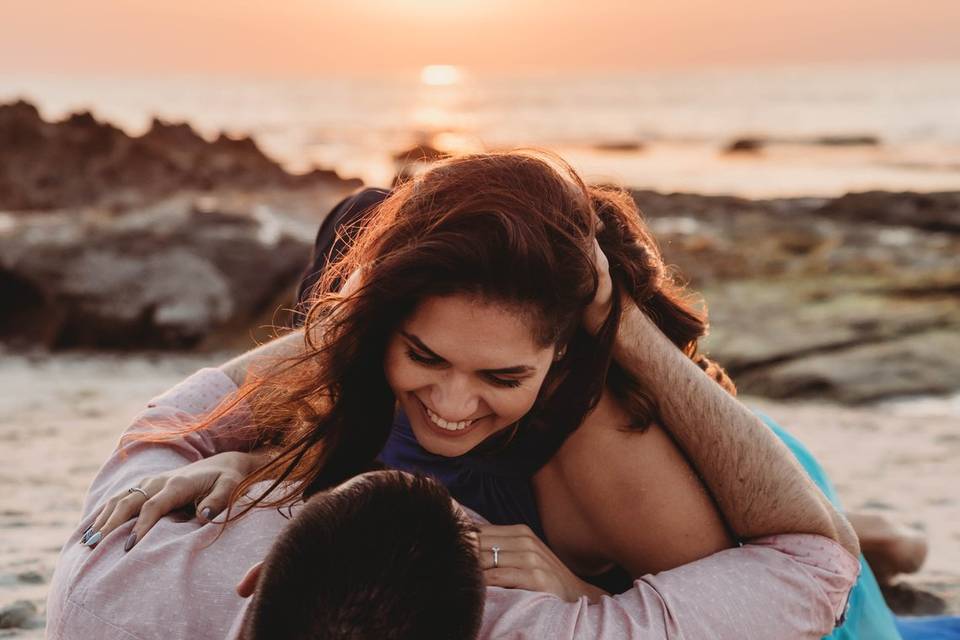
238;470;483;640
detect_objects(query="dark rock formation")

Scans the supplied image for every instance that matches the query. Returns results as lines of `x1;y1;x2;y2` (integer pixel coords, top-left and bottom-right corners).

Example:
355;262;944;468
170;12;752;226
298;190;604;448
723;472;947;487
0;599;36;629
0;99;362;212
817;191;960;233
0;203;311;349
723;137;765;153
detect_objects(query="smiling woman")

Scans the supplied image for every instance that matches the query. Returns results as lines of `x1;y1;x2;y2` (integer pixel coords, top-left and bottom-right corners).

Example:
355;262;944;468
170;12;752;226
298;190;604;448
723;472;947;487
384;294;556;456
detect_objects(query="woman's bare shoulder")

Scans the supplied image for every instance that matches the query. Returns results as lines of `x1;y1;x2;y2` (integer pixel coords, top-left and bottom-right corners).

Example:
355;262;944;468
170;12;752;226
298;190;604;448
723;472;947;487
546;390;734;577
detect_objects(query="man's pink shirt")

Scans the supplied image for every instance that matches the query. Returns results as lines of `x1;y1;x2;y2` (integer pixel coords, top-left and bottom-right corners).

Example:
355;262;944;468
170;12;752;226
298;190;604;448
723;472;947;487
47;368;859;639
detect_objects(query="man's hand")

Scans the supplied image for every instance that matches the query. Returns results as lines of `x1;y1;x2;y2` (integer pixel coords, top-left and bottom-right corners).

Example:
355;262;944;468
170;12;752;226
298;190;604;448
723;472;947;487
583;239;613;335
477;524;609;603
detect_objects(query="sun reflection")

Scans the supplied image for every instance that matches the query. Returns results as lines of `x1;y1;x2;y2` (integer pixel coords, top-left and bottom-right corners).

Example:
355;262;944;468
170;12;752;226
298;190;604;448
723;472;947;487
420;65;463;86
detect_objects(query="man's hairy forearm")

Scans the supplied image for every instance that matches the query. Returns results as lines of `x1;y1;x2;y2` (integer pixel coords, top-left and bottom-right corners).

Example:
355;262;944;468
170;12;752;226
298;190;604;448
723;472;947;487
614;301;859;556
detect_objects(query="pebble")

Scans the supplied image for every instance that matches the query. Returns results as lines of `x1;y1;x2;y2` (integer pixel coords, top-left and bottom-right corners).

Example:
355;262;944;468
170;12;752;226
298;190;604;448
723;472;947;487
0;600;36;629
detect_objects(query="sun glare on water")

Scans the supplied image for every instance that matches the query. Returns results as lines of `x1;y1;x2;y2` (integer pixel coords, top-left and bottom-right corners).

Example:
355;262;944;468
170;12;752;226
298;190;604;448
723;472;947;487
420;65;463;86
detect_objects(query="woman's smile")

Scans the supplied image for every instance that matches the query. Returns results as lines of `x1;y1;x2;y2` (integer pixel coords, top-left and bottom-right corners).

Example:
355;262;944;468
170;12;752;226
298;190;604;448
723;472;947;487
415;395;487;437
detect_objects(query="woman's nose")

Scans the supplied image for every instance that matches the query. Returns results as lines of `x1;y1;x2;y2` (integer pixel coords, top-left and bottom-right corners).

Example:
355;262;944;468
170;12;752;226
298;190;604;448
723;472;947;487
429;374;480;422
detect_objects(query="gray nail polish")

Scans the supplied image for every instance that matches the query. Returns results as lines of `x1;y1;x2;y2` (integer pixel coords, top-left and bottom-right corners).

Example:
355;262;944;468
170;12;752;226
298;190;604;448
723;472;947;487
85;531;102;547
80;526;93;544
123;532;137;552
201;507;213;521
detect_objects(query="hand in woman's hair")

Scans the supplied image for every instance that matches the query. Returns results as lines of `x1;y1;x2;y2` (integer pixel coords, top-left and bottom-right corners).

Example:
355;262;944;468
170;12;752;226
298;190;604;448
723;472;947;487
339;268;365;298
582;238;613;336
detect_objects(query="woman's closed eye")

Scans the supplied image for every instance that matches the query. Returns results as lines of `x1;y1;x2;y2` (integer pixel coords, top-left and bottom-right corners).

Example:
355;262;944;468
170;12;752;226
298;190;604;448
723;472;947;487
404;348;523;389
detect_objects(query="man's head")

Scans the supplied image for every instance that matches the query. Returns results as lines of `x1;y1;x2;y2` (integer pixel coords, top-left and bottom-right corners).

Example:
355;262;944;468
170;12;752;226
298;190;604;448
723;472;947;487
235;470;483;640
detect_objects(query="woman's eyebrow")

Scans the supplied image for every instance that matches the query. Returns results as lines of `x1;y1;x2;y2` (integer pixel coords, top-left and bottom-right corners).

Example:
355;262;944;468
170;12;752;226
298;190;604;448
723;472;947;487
400;331;537;376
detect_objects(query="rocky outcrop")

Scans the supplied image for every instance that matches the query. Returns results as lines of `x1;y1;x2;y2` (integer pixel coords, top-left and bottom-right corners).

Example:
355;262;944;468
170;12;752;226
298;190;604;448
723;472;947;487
629;190;960;403
0;200;313;349
0;99;362;212
817;191;960;233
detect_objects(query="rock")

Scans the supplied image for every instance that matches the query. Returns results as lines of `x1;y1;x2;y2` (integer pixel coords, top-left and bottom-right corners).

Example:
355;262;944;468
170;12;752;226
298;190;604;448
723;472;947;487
592;140;644;152
0;600;35;629
0;202;312;349
817;191;960;233
391;142;448;164
814;135;881;147
15;570;43;584
723;137;765;153
730;330;960;404
0;99;362;212
881;581;948;616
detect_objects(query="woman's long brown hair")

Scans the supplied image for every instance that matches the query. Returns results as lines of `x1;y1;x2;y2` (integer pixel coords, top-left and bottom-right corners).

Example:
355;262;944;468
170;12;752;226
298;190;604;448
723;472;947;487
135;150;734;522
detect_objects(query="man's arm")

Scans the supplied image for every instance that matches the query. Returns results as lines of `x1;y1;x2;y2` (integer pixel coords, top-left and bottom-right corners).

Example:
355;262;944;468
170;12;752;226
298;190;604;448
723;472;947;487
480;533;859;640
220;328;307;387
613;300;860;556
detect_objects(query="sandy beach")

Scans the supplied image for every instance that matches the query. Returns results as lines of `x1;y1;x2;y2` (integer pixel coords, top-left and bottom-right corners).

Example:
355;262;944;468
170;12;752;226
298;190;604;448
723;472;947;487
0;351;956;636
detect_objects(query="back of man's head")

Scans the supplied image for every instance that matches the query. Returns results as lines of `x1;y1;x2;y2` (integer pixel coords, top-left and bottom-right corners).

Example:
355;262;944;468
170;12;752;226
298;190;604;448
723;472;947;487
238;470;483;640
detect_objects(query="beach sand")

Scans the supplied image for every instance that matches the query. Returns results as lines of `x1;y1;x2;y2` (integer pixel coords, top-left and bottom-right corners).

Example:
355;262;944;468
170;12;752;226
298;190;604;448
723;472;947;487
0;352;957;636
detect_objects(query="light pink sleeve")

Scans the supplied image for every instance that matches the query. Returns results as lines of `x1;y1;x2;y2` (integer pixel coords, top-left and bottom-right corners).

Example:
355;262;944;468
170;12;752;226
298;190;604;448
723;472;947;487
479;534;859;640
79;367;250;524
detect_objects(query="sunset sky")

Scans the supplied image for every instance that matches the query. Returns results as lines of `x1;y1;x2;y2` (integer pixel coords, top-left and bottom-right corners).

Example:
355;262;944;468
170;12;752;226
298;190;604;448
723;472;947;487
3;0;959;76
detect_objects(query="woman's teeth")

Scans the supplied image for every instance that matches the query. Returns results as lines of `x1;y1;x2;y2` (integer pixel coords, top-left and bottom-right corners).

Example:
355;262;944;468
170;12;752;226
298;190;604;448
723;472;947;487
425;406;474;431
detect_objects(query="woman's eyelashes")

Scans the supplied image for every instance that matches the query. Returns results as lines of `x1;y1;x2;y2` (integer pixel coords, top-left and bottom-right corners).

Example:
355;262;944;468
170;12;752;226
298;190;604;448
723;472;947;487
403;348;523;389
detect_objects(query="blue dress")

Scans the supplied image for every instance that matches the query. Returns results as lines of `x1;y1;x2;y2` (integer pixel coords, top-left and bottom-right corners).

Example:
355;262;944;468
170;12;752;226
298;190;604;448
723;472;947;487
381;410;959;639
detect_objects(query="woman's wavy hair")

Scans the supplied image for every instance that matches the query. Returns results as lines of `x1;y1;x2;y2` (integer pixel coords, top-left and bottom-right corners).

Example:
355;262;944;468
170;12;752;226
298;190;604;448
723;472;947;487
141;150;734;519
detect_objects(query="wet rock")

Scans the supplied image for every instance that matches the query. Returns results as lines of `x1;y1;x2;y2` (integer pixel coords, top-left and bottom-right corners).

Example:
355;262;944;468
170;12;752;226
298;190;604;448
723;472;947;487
0;600;35;629
0;99;362;212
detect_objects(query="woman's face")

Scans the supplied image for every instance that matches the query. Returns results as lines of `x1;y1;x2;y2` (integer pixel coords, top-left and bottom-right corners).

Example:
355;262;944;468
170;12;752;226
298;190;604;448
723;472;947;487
384;294;557;457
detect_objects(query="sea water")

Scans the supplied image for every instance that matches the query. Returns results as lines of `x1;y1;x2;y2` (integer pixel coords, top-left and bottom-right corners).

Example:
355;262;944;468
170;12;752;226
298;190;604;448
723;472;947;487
2;62;959;196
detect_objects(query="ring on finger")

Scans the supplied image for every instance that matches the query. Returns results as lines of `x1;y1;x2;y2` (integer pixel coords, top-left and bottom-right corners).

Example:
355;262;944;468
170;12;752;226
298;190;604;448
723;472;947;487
492;545;500;569
127;487;148;499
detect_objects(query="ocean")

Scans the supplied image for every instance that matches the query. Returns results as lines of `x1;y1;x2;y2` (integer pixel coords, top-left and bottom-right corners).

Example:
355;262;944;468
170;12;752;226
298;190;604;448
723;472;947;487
2;62;959;197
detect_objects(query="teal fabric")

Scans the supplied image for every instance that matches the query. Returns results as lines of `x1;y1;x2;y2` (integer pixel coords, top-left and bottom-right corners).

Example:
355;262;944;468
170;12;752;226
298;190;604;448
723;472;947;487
759;413;903;640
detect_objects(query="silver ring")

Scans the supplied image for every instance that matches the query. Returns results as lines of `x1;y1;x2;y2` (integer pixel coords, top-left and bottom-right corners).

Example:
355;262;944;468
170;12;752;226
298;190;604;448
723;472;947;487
491;545;501;568
127;487;148;499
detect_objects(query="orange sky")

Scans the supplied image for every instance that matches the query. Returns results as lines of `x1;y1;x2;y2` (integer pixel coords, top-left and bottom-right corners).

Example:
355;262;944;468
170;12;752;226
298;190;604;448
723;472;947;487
3;0;959;75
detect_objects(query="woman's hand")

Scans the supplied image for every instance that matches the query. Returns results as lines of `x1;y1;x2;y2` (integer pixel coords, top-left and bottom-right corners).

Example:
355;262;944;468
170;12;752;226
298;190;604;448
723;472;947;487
477;524;609;603
81;450;265;550
582;239;613;335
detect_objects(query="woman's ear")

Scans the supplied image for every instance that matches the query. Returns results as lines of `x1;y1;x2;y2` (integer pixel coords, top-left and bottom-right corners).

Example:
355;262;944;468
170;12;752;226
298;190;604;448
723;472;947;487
553;344;567;362
236;561;264;598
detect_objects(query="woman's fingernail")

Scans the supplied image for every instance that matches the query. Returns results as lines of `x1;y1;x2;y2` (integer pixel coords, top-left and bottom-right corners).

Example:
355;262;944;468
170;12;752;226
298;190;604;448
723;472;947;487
80;526;93;544
85;531;103;547
123;532;137;552
201;507;213;521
